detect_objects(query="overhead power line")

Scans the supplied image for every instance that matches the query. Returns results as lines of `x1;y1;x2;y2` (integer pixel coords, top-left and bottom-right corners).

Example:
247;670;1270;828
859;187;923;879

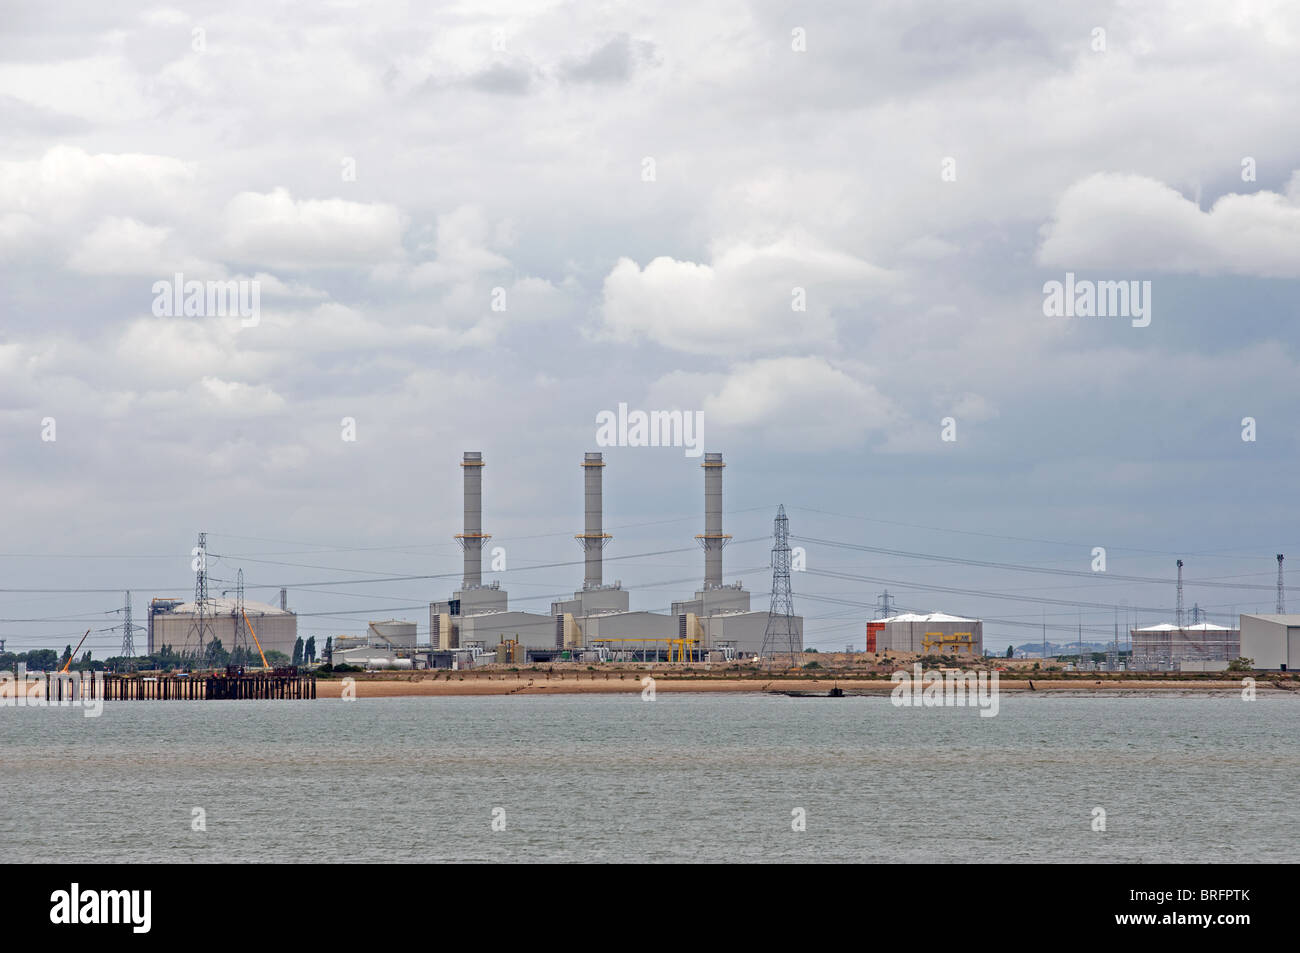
794;535;1280;591
803;567;1171;614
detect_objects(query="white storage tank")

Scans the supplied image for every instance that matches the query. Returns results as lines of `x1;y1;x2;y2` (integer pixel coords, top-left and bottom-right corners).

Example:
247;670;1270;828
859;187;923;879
365;657;413;670
368;620;417;649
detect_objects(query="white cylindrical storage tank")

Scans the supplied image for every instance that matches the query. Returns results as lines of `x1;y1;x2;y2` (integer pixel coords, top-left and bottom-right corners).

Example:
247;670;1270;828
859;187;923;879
369;620;417;649
365;657;413;670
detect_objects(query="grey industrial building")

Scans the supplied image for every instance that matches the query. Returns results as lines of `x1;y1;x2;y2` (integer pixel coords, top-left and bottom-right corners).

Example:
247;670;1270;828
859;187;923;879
1239;614;1300;670
147;596;298;659
428;448;802;661
331;620;419;667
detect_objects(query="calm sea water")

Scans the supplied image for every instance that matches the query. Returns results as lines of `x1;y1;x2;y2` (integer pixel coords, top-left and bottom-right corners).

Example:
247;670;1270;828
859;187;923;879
2;693;1296;863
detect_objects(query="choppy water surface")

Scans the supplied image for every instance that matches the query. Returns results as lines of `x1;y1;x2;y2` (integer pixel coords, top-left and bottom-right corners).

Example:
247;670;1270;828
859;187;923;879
2;693;1295;862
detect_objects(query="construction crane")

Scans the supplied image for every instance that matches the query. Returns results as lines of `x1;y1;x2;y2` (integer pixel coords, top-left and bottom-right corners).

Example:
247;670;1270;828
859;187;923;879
60;629;91;674
241;609;270;670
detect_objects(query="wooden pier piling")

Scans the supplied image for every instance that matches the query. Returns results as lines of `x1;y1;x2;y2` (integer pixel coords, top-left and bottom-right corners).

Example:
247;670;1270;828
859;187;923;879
38;670;316;701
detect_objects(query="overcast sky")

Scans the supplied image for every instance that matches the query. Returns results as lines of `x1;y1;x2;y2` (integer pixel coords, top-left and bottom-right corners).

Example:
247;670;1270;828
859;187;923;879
2;0;1298;656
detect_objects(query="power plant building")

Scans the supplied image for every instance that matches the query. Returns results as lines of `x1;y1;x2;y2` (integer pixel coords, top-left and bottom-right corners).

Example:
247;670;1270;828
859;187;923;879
550;450;634;624
669;453;802;658
428;452;559;652
430;448;802;661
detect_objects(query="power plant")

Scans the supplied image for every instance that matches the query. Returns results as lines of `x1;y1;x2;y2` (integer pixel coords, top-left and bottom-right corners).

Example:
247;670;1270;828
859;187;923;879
123;459;1297;675
419;449;803;665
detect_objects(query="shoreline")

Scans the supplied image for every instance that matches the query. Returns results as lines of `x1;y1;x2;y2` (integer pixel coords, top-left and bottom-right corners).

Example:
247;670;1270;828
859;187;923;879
313;676;1291;698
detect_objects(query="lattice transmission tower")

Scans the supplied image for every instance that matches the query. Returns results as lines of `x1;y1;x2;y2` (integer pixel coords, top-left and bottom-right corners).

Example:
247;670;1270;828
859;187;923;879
760;505;801;658
1175;559;1184;627
185;531;215;660
113;590;144;658
233;567;253;662
1277;554;1286;614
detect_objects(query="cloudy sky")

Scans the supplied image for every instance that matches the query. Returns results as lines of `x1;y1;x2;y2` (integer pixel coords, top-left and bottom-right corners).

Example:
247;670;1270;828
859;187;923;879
2;0;1298;656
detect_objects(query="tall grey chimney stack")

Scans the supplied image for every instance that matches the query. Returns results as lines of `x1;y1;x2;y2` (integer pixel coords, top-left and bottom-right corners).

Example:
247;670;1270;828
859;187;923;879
279;587;287;611
697;451;729;588
456;452;488;589
577;452;611;588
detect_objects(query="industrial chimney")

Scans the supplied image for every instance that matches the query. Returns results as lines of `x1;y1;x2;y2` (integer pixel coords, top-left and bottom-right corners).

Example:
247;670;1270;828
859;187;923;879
576;452;611;589
697;451;730;589
456;451;489;589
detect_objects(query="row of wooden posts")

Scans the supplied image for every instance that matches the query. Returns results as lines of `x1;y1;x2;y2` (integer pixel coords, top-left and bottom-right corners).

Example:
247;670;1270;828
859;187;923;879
42;672;316;701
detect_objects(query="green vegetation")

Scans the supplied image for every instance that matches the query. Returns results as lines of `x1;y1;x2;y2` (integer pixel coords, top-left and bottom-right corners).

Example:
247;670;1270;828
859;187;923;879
2;641;295;674
1227;657;1255;672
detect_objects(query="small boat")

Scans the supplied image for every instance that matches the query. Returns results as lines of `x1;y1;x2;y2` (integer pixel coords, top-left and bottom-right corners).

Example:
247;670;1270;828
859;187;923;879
773;687;846;698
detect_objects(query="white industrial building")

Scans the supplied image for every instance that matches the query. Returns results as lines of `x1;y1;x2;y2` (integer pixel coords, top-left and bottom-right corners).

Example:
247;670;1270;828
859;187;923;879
1129;621;1240;671
868;612;983;655
1239;614;1300;670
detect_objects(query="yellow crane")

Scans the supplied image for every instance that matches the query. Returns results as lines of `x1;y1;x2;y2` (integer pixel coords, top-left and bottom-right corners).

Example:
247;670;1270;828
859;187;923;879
242;609;270;669
60;629;91;674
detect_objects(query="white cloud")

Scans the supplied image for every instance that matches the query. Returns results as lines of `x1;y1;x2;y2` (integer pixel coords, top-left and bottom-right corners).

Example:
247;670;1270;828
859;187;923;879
1037;170;1300;278
649;356;900;449
199;377;286;415
0;146;195;224
221;187;406;269
65;216;220;276
408;205;510;287
599;239;890;356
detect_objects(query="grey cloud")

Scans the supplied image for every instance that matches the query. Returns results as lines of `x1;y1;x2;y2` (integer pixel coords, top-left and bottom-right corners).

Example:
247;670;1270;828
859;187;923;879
560;34;657;85
0;0;1298;655
0;94;90;136
466;62;536;95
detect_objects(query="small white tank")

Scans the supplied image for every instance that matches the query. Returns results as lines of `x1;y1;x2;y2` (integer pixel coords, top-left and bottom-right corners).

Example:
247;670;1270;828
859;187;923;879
365;657;413;670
